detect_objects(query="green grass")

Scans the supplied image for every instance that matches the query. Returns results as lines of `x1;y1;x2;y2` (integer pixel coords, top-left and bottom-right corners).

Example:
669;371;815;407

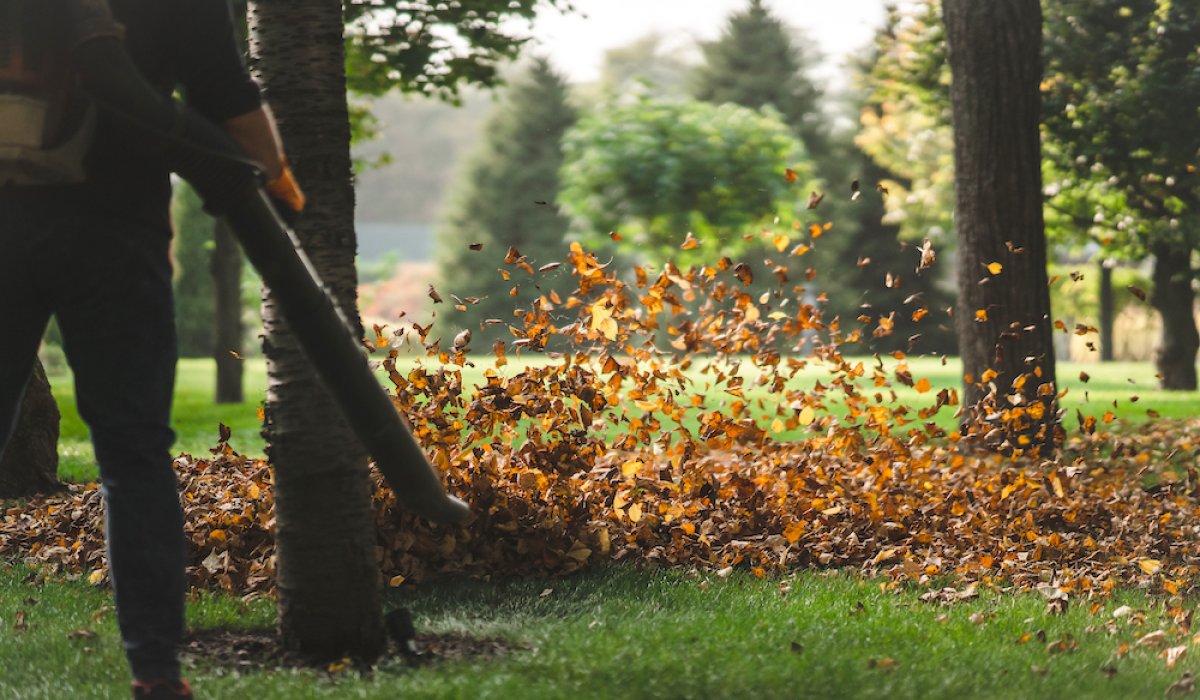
48;360;268;483
16;359;1200;698
1;563;1195;699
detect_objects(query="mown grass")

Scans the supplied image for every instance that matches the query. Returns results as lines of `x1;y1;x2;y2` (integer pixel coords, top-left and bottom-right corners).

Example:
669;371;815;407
17;357;1198;698
0;563;1195;699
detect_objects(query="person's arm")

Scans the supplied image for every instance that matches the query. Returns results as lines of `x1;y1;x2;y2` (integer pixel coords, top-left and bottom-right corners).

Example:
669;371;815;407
221;105;285;181
222;105;306;214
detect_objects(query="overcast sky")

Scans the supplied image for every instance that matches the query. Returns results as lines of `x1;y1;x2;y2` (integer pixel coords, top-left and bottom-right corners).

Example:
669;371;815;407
529;0;890;88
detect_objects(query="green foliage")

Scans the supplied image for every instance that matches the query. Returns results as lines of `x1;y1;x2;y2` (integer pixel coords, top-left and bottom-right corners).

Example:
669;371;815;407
855;2;954;245
687;0;955;354
171;183;216;359
1042;0;1200;255
435;59;577;346
559;98;806;264
691;0;831;161
343;0;573;102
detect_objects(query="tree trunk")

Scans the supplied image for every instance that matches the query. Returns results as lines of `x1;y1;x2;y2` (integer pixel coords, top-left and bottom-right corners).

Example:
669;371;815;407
247;0;385;661
1098;259;1114;362
1151;242;1198;390
0;361;62;497
944;0;1058;455
212;220;245;404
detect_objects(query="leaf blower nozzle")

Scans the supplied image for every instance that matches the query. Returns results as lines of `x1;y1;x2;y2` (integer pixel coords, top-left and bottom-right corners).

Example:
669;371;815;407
67;25;469;525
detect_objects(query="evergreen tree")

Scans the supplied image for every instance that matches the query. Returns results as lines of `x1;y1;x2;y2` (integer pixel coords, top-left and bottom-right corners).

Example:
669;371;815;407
692;0;956;355
436;58;577;350
692;0;829;160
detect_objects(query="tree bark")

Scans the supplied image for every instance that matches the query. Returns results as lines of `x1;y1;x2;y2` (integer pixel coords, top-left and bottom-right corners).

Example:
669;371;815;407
212;220;245;404
1098;259;1114;362
0;361;62;498
1151;242;1198;390
248;0;385;661
944;0;1058;455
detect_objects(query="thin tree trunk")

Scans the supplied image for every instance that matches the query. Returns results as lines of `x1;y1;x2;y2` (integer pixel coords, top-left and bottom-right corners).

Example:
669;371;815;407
0;361;62;497
1151;242;1198;390
1098;259;1114;362
212;221;245;404
248;0;385;660
944;0;1058;455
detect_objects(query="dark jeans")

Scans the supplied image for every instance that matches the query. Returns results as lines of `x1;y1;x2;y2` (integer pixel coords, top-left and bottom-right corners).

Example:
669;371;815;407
0;187;184;681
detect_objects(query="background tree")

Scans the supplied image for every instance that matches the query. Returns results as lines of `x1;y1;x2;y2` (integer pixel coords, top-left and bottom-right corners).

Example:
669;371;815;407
595;34;691;99
343;0;571;102
0;363;60;498
690;0;956;355
1042;0;1200;389
436;58;577;348
559;98;805;266
171;183;217;359
943;0;1057;453
692;0;830;162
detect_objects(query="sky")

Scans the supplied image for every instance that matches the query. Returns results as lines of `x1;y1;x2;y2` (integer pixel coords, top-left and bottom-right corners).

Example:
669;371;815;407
529;0;890;89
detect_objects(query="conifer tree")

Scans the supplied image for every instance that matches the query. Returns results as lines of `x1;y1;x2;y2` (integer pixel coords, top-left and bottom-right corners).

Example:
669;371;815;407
692;0;956;354
692;0;829;160
436;58;577;349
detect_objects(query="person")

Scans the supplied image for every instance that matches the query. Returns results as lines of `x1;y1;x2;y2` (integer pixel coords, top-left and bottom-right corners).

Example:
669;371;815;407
0;1;301;697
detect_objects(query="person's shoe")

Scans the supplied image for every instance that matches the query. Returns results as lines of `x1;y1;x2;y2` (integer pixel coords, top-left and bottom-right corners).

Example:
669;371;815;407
131;678;193;699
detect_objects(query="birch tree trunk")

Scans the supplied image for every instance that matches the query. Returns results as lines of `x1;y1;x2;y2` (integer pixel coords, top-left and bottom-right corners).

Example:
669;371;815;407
247;0;385;660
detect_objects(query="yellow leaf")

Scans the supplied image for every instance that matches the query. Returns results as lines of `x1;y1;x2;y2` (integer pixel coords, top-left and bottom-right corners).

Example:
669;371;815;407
247;483;261;500
621;459;644;478
628;503;643;523
87;570;105;586
783;521;805;543
772;235;790;253
798;406;816;426
389;575;406;587
914;378;932;394
1139;559;1163;575
986;262;1003;275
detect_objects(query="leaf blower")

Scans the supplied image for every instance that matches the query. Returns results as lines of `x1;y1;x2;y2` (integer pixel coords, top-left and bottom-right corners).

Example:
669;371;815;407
1;0;469;524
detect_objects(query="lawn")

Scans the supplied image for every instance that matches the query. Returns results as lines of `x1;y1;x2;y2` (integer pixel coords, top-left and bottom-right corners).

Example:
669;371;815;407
14;357;1199;698
1;563;1195;699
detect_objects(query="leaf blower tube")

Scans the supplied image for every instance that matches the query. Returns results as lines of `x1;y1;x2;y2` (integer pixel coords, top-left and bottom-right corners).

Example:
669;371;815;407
69;35;469;525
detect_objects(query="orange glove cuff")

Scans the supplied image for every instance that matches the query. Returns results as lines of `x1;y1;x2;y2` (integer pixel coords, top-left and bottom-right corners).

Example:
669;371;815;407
267;161;306;213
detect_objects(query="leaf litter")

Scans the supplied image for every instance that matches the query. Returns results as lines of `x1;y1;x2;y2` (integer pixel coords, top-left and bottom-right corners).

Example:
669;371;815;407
3;235;1200;668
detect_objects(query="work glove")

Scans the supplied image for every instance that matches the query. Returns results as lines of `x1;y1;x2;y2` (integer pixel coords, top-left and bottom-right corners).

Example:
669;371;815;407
266;158;306;228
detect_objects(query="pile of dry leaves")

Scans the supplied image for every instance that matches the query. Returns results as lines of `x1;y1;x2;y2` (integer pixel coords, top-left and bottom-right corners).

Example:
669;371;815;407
2;236;1198;600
